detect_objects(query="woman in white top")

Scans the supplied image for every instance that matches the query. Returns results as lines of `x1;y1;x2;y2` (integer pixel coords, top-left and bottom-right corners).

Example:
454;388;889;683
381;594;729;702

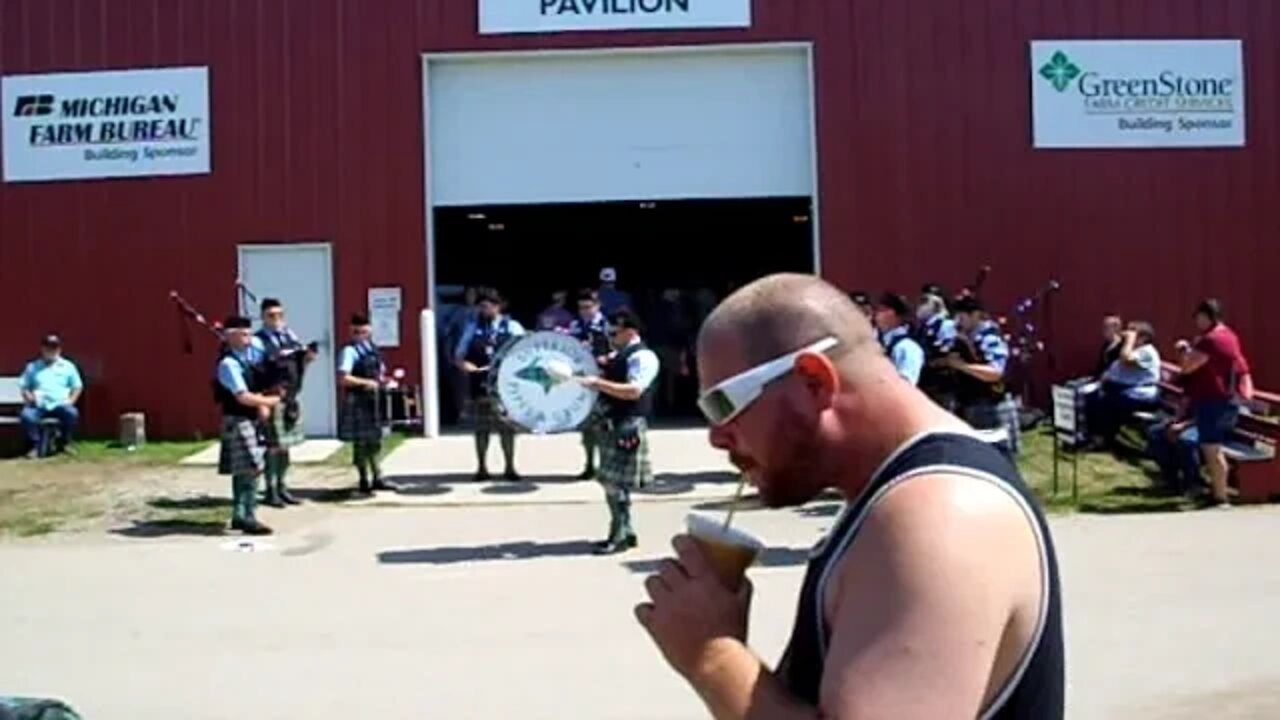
1089;321;1162;447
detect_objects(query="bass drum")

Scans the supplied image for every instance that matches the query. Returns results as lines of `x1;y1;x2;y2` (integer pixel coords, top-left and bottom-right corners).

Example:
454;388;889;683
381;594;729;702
487;331;602;434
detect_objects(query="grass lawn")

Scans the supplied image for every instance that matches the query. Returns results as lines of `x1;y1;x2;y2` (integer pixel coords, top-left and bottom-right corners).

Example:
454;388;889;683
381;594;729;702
1017;426;1196;514
0;426;1203;538
0;439;212;537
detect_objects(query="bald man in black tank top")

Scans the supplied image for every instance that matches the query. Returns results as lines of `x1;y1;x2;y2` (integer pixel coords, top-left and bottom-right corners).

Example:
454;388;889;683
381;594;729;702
635;274;1064;719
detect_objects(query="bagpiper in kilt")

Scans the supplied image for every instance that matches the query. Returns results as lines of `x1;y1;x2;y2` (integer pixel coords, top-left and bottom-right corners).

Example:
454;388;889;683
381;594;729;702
915;291;961;413
569;288;614;480
454;288;526;481
213;315;277;536
338;314;391;495
584;309;660;556
946;296;1022;457
255;298;314;507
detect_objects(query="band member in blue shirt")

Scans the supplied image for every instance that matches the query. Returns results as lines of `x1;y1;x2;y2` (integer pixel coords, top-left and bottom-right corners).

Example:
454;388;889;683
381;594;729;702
569;288;613;479
214;316;279;535
255;297;318;507
872;293;925;386
454;287;526;481
338;314;391;495
945;296;1021;455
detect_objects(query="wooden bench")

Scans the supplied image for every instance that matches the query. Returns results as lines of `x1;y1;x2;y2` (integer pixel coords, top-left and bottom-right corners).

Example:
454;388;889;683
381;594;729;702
0;376;62;456
1153;362;1280;503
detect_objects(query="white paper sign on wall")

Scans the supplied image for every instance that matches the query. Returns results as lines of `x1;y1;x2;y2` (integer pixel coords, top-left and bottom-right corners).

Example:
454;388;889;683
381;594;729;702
2;66;211;183
480;0;751;35
1030;39;1245;149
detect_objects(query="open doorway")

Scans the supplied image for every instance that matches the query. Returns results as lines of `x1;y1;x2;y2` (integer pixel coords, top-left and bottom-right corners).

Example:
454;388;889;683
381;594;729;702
433;196;815;426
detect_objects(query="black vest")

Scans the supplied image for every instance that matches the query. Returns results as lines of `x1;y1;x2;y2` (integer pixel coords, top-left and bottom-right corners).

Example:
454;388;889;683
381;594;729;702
347;342;382;382
256;327;305;392
574;314;612;359
464;318;515;397
604;341;655;421
778;433;1064;718
916;316;956;394
213;350;261;420
954;324;1008;404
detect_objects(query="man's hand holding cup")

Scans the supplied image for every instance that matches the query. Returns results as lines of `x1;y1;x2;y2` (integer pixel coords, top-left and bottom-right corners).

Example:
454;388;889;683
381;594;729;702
635;514;764;681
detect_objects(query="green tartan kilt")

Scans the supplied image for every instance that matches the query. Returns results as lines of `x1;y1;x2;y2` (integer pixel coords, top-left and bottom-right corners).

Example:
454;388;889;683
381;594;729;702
340;390;384;442
470;397;514;435
218;416;265;477
262;400;306;449
580;408;608;448
598;418;652;489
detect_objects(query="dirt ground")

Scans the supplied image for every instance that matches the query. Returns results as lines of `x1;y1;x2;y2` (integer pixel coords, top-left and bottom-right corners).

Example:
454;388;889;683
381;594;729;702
0;458;361;538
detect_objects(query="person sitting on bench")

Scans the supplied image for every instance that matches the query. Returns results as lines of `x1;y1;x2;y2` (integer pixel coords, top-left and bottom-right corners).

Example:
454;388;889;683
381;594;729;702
19;334;83;459
1086;321;1161;448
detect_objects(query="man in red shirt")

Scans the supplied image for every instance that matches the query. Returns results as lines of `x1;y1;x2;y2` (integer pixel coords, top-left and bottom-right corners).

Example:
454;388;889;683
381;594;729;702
1174;299;1253;506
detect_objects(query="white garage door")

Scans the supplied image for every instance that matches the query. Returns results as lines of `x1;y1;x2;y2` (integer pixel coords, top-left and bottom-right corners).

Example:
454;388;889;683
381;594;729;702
424;44;814;206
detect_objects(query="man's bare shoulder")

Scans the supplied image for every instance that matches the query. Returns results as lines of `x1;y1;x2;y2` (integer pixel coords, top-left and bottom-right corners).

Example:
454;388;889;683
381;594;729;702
816;472;1045;718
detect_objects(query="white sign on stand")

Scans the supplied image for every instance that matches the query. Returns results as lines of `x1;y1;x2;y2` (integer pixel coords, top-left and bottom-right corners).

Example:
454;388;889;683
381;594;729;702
1051;385;1080;437
368;287;402;348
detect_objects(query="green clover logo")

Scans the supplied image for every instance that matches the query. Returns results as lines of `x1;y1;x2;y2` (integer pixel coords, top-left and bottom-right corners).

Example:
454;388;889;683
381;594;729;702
1039;51;1081;92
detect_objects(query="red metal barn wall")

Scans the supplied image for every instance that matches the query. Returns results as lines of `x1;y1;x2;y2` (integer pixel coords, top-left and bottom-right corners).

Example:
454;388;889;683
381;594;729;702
0;0;1276;438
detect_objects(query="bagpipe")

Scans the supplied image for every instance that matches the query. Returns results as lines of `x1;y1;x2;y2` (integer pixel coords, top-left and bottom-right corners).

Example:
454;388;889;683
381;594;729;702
236;280;319;430
171;284;318;429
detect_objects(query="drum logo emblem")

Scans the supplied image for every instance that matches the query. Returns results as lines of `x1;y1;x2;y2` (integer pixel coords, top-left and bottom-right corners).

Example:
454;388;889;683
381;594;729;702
494;331;600;434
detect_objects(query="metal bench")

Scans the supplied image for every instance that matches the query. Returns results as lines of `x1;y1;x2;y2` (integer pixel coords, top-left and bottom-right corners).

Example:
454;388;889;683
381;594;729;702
0;376;62;456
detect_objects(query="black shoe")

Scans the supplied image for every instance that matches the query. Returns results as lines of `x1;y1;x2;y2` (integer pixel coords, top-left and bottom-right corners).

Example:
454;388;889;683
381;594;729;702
280;489;302;505
264;495;286;509
371;478;396;492
592;534;638;555
242;520;274;536
474;469;492;482
230;518;274;535
576;467;597;480
358;478;372;495
503;469;522;482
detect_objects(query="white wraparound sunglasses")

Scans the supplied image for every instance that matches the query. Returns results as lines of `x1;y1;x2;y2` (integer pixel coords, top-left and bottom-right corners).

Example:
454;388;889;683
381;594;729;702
696;336;840;426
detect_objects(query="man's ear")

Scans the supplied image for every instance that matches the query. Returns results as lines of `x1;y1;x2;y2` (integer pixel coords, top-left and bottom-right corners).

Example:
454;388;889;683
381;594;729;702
794;351;840;402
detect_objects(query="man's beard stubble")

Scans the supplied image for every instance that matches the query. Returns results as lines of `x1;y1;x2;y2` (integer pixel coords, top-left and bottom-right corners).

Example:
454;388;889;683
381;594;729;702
757;403;825;509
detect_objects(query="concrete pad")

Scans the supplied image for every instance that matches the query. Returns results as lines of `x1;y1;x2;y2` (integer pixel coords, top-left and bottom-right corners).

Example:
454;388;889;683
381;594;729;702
4;502;1280;719
374;428;743;506
178;439;343;466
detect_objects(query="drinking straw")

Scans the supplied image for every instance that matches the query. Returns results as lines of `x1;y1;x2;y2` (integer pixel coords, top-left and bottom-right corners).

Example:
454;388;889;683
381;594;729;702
722;472;749;532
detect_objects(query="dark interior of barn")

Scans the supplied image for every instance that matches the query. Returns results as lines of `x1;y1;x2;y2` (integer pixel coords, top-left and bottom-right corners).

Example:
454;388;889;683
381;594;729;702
433;196;815;425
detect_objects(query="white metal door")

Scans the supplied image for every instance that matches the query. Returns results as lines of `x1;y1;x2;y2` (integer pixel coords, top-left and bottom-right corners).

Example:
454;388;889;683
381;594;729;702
237;244;337;437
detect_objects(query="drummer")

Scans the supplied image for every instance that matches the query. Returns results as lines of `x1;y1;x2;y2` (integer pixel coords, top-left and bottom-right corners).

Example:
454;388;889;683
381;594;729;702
579;309;660;555
569;288;613;480
454;287;525;481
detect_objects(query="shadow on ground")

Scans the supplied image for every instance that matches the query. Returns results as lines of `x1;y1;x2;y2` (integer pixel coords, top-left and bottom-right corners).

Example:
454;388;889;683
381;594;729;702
621;546;812;574
378;539;598;565
374;470;740;499
109;495;231;538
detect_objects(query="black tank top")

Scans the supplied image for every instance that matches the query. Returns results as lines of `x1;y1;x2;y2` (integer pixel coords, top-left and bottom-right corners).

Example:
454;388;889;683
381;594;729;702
777;432;1065;719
